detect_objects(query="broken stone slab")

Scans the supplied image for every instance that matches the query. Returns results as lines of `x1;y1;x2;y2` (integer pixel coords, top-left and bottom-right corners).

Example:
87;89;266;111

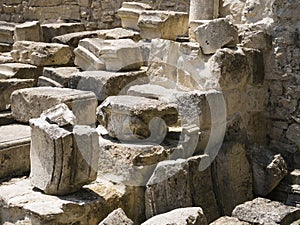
69;68;148;102
0;52;14;63
117;2;152;31
252;146;288;196
189;0;219;21
0;79;35;111
0;124;31;179
0;111;16;125
41;22;85;43
142;207;208;225
11;41;73;66
97;27;141;42
37;76;64;88
74;38;143;72
11;87;97;125
0;43;12;52
38;67;80;87
0;63;41;80
0;21;16;44
14;21;42;42
96;95;178;141
137;11;189;41
30;112;99;195
98;208;133;225
188;20;207;42
232;198;300;225
193;18;239;54
52;30;99;48
210;216;251;225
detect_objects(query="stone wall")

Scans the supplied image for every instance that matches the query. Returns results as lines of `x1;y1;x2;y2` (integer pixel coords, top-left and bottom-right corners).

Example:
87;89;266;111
0;0;190;29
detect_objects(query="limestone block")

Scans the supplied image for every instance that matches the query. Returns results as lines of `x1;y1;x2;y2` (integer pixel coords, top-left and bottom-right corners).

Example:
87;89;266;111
39;67;80;87
252;146;288;196
142;207;208;225
0;52;14;63
0;111;15;126
30;113;98;195
74;38;143;72
193;18;239;54
29;0;62;7
0;21;16;44
214;142;253;215
98;208;133;225
11;87;97;125
69;69;148;101
232;198;300;225
97;27;141;42
41;22;85;43
0;43;12;52
117;2;152;31
0;63;41;80
14;21;42;42
210;216;250;225
0;124;31;179
11;41;72;66
189;0;219;21
0;79;35;111
137;11;189;41
96;96;178;141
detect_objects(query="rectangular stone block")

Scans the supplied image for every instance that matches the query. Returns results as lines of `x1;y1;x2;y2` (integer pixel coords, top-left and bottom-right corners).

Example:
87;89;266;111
0;21;16;44
30;118;99;195
11;87;97;125
0;78;35;111
0;63;41;80
0;111;15;125
0;43;12;52
0;124;31;179
40;67;80;87
14;21;42;42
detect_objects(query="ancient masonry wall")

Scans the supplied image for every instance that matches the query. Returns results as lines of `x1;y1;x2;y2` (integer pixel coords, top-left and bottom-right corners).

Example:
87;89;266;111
0;0;189;29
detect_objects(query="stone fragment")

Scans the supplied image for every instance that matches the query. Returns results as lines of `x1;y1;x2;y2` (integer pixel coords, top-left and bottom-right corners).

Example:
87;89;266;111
0;52;14;63
0;21;16;44
69;69;148;101
11;87;97;125
11;41;72;66
97;27;141;42
137;11;189;40
98;208;133;225
0;79;35;111
0;111;15;125
189;0;219;21
286;124;300;145
0;63;41;80
74;38;143;72
29;0;61;7
210;216;250;225
0;43;12;52
193;18;239;54
142;207;208;225
232;198;300;225
30;115;99;195
38;67;80;87
37;76;64;88
97;96;178;141
213;142;253;215
252;146;288;196
0;124;31;179
117;2;152;31
14;21;42;42
41;22;85;43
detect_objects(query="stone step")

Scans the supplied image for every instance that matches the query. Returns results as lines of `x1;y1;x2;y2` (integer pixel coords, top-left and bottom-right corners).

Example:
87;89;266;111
96;95;178;142
74;38;143;72
11;87;97;125
0;124;31;179
0;63;41;80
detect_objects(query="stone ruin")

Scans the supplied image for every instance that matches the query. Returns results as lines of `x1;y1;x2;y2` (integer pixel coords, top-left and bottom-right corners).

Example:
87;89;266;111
0;0;299;224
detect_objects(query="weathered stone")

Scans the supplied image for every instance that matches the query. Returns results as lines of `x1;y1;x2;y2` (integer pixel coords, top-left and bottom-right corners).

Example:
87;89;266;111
117;2;152;31
142;207;208;225
286;124;300;145
252;146;288;196
137;11;189;41
30;116;99;195
0;52;14;63
69;69;148;102
14;21;42;42
11;87;97;125
213;142;253;215
74;38;143;72
39;67;80;87
0;21;16;44
0;63;40;80
0;79;35;111
98;208;133;225
97;96;178;141
210;216;251;225
37;76;64;88
0;43;12;52
97;27;141;42
29;0;62;7
0;111;15;125
193;18;239;54
11;41;72;66
41;22;85;43
232;198;300;225
0;124;31;179
189;0;219;21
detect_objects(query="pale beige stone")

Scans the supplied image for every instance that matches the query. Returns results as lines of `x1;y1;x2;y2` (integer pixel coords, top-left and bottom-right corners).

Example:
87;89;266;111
11;41;72;66
0;63;40;80
14;21;42;42
189;0;219;21
39;67;80;87
210;216;250;225
0;21;16;44
98;208;133;225
97;27;141;41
